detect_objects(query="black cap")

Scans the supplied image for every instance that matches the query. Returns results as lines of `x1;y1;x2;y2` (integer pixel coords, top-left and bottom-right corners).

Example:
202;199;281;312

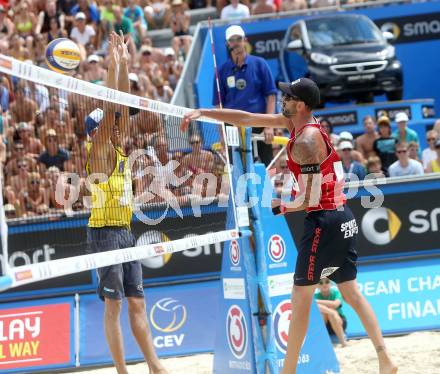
278;78;320;110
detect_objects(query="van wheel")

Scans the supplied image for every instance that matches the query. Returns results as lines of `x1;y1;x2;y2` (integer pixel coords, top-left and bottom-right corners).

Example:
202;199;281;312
386;90;403;102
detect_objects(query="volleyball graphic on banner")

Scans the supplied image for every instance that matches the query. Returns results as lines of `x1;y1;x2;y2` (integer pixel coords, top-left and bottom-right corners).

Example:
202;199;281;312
45;38;81;73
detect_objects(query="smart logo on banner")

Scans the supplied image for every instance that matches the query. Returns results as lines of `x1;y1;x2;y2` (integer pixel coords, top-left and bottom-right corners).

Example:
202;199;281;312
229;240;241;271
226;305;251;370
150;298;187;349
0;303;71;370
268;234;287;268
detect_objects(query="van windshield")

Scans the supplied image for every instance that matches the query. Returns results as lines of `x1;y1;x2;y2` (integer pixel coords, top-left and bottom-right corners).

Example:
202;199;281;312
306;16;383;47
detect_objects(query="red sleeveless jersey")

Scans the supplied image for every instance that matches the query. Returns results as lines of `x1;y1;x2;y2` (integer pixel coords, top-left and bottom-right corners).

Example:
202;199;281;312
286;123;346;212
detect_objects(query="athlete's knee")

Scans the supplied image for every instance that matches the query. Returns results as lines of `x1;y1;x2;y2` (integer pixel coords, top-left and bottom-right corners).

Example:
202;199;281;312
127;297;146;316
342;288;364;307
105;298;122;318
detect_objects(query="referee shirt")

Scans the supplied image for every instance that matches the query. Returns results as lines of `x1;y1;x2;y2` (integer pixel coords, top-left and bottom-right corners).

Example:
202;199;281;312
213;54;277;113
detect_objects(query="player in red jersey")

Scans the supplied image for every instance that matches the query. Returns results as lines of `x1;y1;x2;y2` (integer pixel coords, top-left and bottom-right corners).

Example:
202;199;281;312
181;78;397;374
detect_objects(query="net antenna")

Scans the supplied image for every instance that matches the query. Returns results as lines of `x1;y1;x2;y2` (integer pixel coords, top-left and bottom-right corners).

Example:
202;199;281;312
0;54;241;291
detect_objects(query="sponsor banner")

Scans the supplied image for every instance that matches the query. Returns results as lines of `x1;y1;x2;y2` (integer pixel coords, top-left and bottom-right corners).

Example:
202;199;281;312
1;210;227;298
268;273;294;298
213;146;257;373
345;258;440;336
0;299;74;372
375;12;440;44
321;111;358;127
375;106;412;121
285;181;440;259
79;281;220;364
245;30;285;60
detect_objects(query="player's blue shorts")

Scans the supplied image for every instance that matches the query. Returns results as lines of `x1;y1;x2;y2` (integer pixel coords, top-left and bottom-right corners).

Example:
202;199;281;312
87;227;144;301
294;205;358;286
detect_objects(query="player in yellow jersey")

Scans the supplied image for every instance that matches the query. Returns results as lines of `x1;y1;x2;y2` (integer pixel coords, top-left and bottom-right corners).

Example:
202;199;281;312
85;32;168;374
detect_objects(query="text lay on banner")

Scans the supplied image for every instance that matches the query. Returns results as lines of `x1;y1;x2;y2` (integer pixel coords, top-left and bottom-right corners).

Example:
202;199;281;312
0;302;72;371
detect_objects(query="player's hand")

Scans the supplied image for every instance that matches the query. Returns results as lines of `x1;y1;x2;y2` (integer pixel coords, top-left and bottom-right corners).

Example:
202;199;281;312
180;110;201;132
116;31;130;64
263;127;274;144
108;33;119;67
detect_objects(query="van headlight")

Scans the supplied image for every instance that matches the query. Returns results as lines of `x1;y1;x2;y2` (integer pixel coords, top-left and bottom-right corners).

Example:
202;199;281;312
311;52;338;65
378;46;395;59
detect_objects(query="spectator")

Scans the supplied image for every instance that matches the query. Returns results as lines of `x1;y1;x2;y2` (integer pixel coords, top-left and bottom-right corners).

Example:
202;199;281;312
388;142;424;177
9;34;26;61
0;77;9;112
252;0;276;15
422;130;438;170
84;54;107;84
319;118;339;146
338;140;366;182
13;2;36;43
70;0;100;27
70;12;96;50
214;25;277;166
366;156;386;178
151;76;173;103
0;5;15;41
170;0;192;58
280;0;308;11
314;278;348;347
7;158;30;195
181;135;214;174
10;86;38;124
271;155;295;197
113;6;138;59
408;141;421;164
19;171;49;217
392;112;420;157
124;0;148;40
36;0;65;37
38;129;70;172
221;0;250;19
16;122;44;158
4;203;18;219
338;131;365;165
144;0;170;30
356;115;379;159
4;142;37;177
426;139;440;173
44;165;62;208
373;116;397;173
162;47;183;90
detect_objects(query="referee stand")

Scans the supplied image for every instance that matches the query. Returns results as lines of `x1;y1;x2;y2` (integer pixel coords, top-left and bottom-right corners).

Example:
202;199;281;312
213;128;339;373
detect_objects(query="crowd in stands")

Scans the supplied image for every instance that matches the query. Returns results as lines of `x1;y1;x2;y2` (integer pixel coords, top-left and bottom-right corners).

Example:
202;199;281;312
0;0;440;219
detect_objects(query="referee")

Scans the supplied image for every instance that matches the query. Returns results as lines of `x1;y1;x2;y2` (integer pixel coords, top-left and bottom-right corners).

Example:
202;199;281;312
213;25;277;166
86;32;167;374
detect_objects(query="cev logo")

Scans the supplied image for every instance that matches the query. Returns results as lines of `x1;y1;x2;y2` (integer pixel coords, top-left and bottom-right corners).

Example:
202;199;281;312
226;305;248;359
150;298;187;333
361;207;401;245
268;235;286;263
229;240;240;266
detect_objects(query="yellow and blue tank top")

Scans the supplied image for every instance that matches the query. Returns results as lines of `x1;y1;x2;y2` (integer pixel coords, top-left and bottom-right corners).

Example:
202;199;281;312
86;142;132;228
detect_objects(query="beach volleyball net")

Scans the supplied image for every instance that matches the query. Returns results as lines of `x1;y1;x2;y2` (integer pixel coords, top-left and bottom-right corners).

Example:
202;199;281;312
0;54;238;291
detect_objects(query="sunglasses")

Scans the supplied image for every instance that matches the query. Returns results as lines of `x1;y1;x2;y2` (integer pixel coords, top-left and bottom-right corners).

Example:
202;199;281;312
282;93;301;102
30;180;40;185
18;164;28;169
427;138;436;142
396;149;407;154
190;141;201;145
15;147;24;151
319;279;330;285
342;148;352;152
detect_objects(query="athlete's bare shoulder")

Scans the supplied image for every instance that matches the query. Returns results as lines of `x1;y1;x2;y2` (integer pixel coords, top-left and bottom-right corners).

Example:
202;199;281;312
293;126;327;164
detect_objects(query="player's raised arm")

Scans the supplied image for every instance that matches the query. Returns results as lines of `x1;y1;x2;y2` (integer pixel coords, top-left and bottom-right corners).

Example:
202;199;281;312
180;108;288;132
115;31;131;140
93;33;118;146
